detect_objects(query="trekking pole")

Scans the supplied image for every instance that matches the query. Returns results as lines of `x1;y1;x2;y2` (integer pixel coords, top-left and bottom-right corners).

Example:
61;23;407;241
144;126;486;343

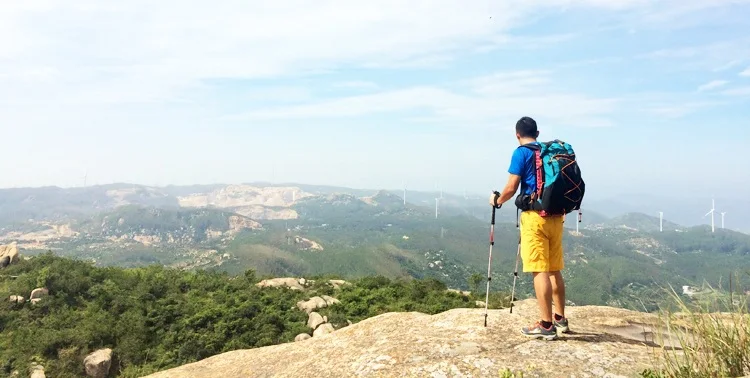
510;208;521;314
484;191;501;327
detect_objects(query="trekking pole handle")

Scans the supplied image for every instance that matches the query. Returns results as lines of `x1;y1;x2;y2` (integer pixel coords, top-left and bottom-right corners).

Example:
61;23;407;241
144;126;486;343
491;191;501;225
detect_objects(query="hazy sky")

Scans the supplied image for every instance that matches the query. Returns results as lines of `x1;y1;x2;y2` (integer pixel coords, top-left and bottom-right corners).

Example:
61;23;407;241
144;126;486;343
1;1;749;197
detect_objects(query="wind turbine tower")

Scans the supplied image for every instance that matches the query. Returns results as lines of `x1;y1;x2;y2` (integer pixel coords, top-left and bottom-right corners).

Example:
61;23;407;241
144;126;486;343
705;198;715;233
659;211;663;232
721;212;726;229
435;198;439;219
403;182;407;206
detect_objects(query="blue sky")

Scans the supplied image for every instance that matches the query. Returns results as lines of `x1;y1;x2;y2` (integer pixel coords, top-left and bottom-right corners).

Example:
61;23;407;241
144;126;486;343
1;0;749;199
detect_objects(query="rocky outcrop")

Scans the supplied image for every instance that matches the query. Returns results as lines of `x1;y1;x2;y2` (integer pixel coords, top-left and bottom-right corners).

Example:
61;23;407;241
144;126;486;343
142;299;679;378
177;185;314;219
227;215;262;233
328;280;349;289
0;243;20;267
293;236;323;251
296;296;340;313
255;278;304;291
84;348;113;378
9;295;25;304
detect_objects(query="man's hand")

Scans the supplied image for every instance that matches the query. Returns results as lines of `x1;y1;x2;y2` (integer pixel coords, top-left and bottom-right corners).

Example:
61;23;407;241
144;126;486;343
488;191;501;208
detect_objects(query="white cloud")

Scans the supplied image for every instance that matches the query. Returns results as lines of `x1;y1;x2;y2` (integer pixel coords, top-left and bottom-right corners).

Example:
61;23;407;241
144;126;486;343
741;67;750;77
1;0;742;108
223;70;619;128
722;87;750;96
642;38;750;71
697;80;729;92
648;102;716;118
333;81;380;90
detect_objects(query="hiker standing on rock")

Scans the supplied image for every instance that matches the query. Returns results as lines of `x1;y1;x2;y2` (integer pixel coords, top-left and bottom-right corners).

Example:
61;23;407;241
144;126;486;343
489;116;585;340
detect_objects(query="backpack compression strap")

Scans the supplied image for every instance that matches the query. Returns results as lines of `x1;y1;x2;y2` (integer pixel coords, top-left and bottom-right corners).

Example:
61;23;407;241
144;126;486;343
519;143;547;215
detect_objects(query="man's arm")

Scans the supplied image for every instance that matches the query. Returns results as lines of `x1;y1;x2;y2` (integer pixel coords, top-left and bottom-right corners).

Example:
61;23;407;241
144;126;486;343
489;147;524;207
498;174;521;205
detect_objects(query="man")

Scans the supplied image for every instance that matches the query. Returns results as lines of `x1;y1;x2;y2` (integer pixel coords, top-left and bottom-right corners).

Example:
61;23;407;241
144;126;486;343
489;116;569;340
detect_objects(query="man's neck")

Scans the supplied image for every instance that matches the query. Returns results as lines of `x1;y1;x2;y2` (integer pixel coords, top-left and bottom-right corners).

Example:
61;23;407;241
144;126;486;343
519;137;537;145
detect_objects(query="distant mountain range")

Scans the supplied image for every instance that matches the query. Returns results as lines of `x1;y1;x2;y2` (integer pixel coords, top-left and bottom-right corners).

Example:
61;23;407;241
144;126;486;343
1;182;745;233
1;182;749;311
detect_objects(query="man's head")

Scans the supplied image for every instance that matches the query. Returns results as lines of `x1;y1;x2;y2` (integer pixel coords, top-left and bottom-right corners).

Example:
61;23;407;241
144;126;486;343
515;116;539;142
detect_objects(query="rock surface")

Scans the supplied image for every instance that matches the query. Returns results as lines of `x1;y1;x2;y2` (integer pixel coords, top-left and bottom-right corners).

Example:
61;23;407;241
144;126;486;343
84;348;113;378
142;299;675;378
0;243;20;266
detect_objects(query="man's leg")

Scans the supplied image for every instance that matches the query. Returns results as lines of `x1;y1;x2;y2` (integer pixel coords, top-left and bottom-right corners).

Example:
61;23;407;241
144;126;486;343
548;215;568;332
550;271;565;317
533;272;553;323
519;211;557;340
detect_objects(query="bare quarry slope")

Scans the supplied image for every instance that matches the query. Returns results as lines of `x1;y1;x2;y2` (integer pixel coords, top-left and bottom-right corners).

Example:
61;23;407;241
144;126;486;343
143;299;676;378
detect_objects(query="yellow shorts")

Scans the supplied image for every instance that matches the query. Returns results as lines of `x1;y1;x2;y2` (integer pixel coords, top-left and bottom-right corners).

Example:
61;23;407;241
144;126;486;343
520;211;565;273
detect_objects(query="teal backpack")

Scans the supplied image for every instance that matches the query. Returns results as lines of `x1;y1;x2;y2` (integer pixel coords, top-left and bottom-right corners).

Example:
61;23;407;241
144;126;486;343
514;140;585;216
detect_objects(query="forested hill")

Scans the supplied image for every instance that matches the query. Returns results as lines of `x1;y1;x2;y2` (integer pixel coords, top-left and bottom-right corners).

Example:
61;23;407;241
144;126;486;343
1;254;503;377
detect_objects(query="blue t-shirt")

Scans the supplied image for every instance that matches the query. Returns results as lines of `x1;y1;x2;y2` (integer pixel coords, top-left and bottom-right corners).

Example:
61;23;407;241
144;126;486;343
508;143;538;195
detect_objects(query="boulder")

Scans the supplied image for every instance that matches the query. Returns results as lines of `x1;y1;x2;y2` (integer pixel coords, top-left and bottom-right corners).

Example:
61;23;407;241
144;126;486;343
321;295;340;306
30;288;49;300
328;279;349;289
29;364;45;378
312;323;335;337
296;296;329;313
294;334;311;342
0;243;20;266
84;348;113;378
307;312;325;330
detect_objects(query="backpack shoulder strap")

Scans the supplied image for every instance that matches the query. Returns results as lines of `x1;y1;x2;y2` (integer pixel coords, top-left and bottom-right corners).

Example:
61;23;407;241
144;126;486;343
519;142;541;151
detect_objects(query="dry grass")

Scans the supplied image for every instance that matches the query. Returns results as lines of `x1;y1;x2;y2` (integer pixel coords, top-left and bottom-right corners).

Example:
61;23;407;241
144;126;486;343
643;278;750;378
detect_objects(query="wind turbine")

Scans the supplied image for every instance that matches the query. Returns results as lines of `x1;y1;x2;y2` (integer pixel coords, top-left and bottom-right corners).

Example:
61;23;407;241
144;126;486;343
705;198;715;233
659;211;663;232
721;212;726;229
435;197;440;219
403;181;407;206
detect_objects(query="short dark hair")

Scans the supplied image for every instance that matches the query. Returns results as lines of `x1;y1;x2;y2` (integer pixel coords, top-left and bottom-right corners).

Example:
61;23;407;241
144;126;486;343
515;116;539;138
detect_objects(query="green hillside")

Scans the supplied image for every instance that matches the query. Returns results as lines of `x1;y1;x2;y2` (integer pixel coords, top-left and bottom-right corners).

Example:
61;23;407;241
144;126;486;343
0;254;496;377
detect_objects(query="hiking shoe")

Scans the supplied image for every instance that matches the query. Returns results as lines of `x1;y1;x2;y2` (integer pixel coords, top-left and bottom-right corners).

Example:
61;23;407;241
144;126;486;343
554;316;570;333
521;321;558;340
